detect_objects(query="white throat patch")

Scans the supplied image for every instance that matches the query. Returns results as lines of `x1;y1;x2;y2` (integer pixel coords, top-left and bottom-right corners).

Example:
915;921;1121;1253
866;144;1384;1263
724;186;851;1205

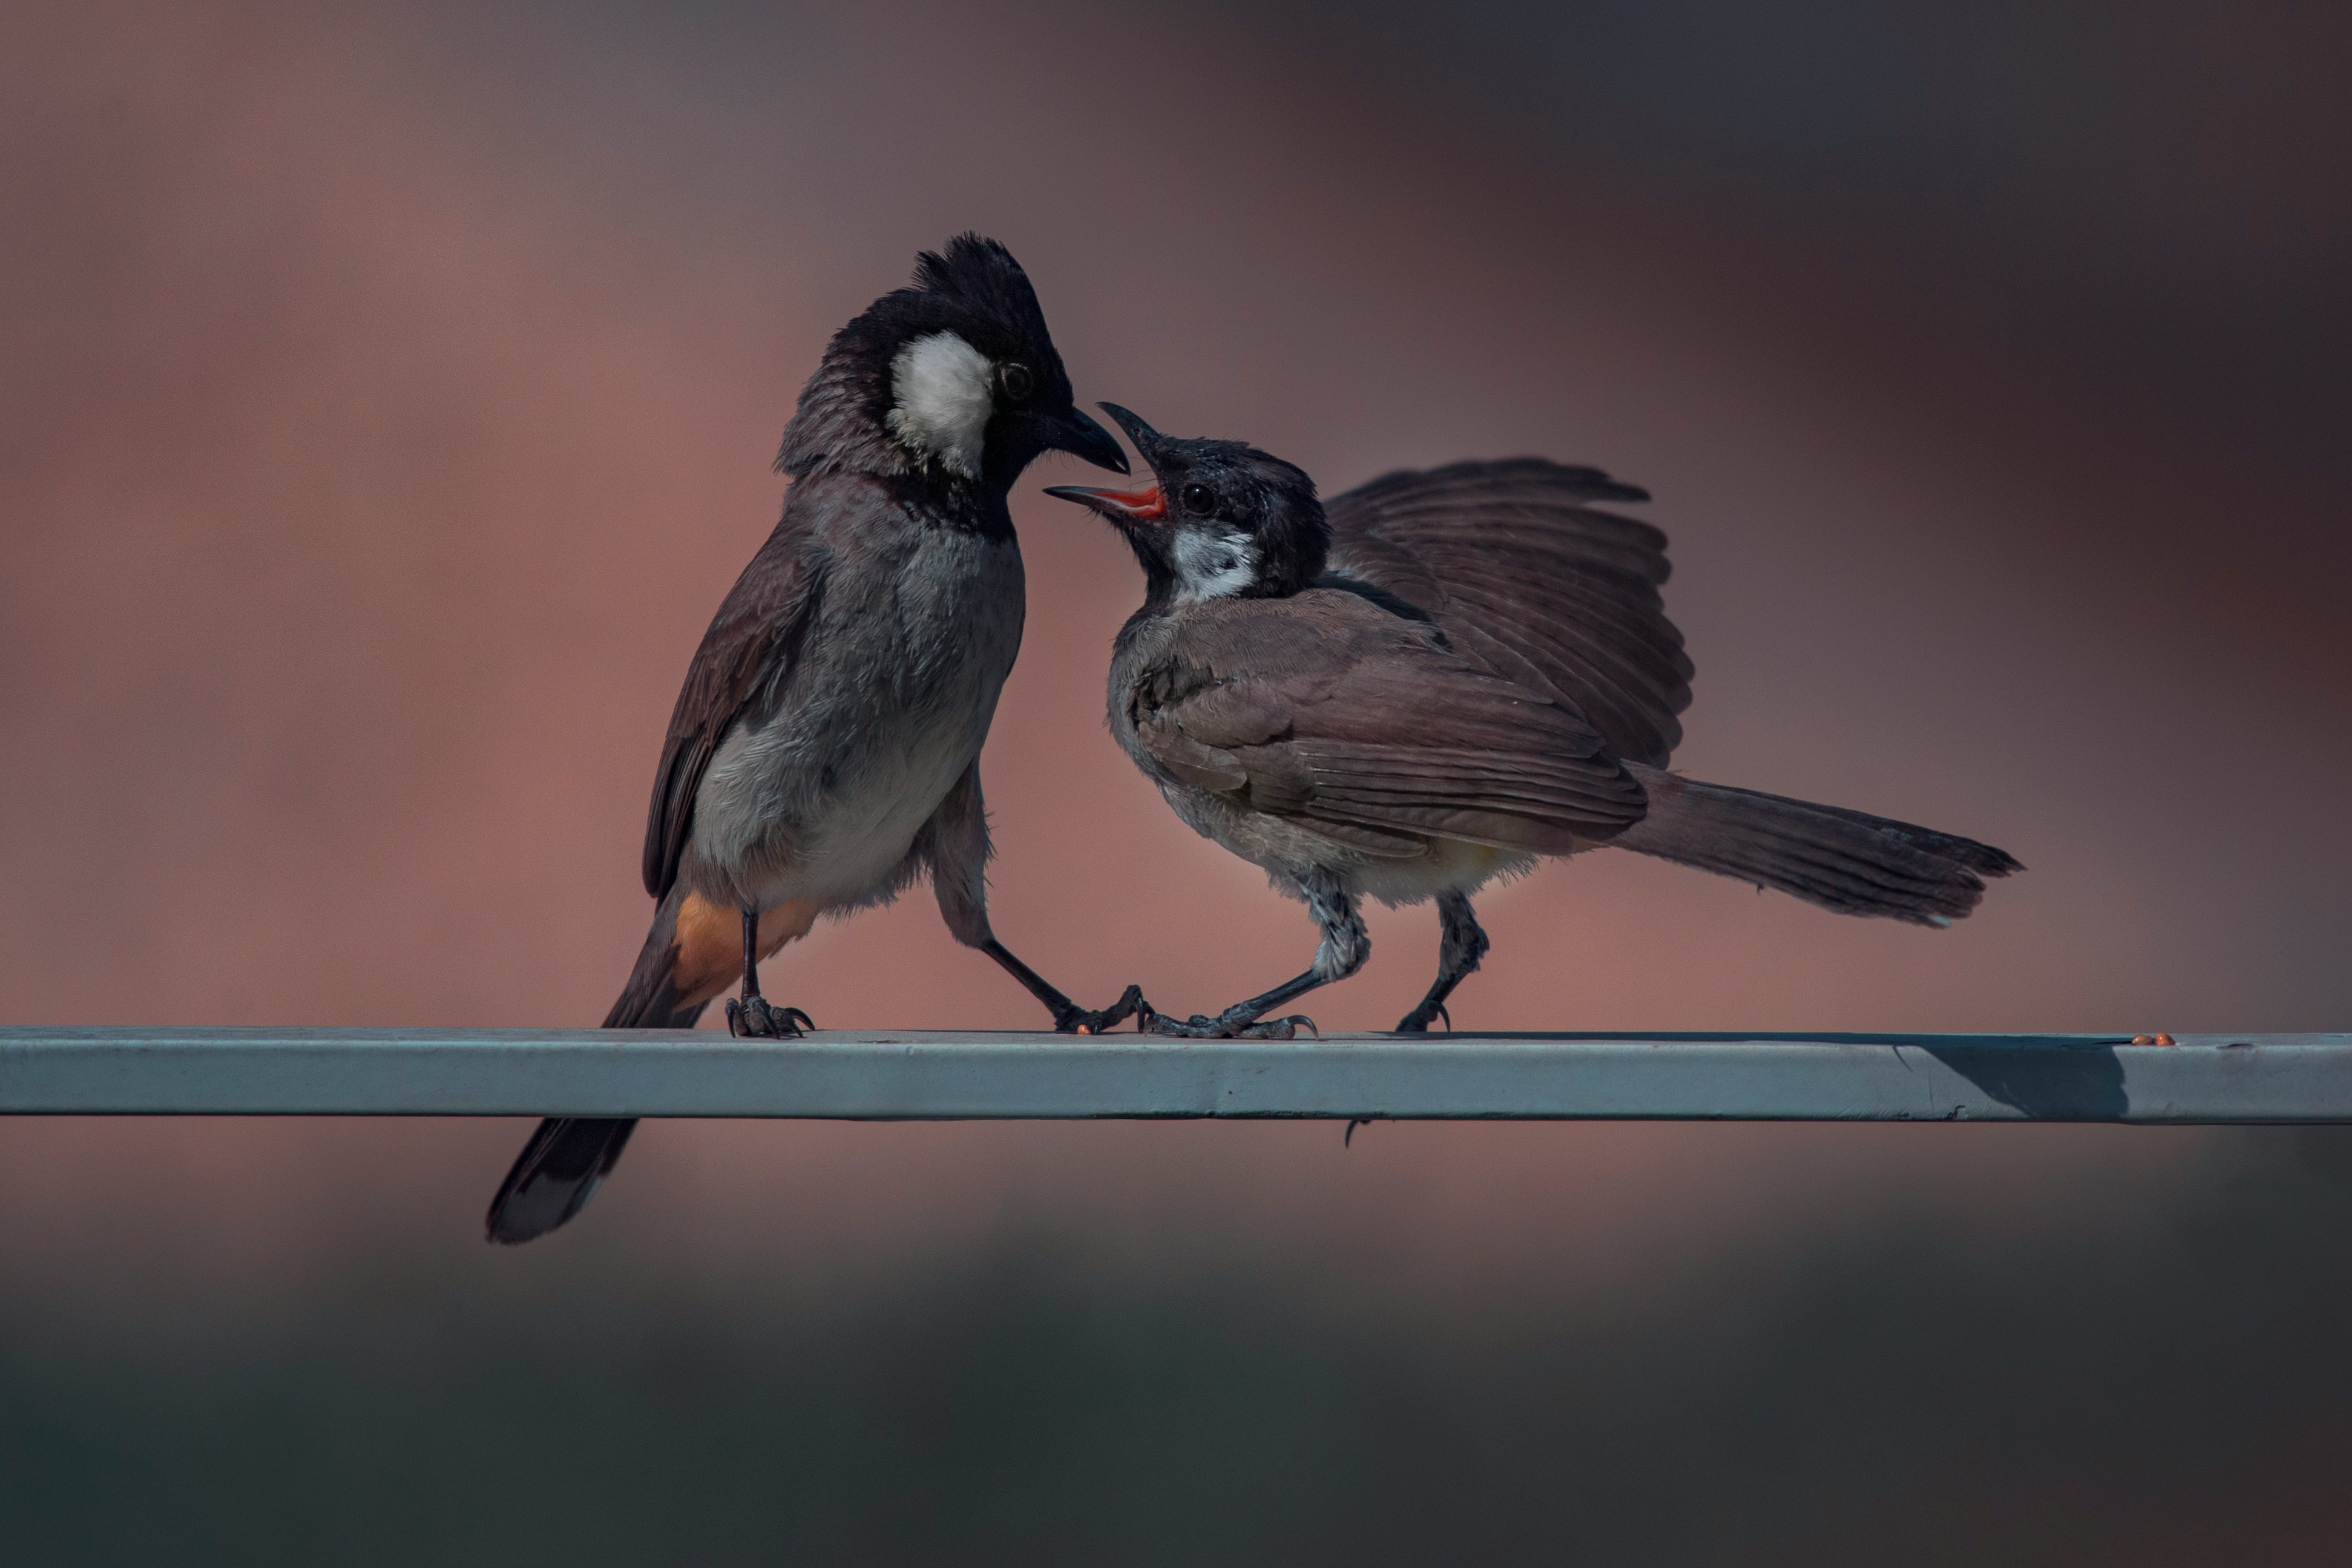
1171;528;1260;603
886;330;993;479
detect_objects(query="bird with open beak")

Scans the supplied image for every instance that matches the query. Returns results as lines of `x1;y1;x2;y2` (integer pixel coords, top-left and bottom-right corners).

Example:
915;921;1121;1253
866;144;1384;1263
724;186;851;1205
1048;404;2020;1038
484;237;1139;1243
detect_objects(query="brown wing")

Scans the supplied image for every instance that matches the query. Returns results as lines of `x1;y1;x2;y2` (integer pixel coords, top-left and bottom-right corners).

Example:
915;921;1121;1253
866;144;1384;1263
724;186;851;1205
641;528;827;898
1322;459;1693;769
1129;592;1647;858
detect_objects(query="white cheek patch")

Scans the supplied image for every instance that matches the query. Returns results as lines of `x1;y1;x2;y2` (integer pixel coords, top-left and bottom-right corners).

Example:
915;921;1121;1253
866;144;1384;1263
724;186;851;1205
885;330;993;478
1171;528;1260;603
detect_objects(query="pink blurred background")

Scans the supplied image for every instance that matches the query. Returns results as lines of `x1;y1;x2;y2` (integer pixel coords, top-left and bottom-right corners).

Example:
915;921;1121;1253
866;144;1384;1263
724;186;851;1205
1;6;2348;1552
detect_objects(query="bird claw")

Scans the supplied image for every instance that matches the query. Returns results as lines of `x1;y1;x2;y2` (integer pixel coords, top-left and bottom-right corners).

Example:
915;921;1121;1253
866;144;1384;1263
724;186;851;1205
726;997;812;1038
1054;984;1147;1035
1138;1005;1316;1040
1393;1000;1452;1034
2129;1032;2177;1047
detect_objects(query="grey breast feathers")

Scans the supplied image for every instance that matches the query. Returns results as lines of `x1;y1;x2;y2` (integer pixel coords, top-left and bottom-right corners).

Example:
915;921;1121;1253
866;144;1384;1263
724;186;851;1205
1125;591;1647;859
1321;458;1693;769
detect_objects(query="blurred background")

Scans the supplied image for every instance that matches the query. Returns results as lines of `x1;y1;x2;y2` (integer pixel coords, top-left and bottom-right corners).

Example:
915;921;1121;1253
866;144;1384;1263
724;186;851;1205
3;0;2348;1560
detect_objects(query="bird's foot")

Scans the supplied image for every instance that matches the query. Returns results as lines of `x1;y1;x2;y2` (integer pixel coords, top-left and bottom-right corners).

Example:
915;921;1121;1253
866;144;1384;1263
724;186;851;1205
2129;1032;2177;1046
726;997;813;1038
1139;1003;1318;1040
1393;1001;1452;1034
1053;985;1148;1035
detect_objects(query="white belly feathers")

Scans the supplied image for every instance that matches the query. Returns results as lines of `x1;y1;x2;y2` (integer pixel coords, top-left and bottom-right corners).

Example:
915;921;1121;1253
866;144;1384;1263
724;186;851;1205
1160;775;1546;910
685;529;1023;913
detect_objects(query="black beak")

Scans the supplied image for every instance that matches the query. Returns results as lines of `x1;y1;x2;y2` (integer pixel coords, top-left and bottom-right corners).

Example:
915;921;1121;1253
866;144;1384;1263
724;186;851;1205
1043;481;1166;523
1045;401;1174;521
1042;404;1129;475
1096;402;1166;467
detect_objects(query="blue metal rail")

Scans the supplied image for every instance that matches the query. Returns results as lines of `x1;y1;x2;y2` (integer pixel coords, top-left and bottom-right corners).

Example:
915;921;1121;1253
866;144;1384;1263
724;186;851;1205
2;1029;2347;1123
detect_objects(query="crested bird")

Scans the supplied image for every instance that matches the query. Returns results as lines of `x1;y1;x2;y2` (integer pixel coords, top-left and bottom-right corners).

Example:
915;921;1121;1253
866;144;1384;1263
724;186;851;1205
484;237;1137;1242
1047;405;2020;1038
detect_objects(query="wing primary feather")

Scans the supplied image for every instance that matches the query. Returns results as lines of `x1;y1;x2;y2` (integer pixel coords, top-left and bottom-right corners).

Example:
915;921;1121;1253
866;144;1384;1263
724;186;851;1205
641;532;829;899
1320;458;1692;769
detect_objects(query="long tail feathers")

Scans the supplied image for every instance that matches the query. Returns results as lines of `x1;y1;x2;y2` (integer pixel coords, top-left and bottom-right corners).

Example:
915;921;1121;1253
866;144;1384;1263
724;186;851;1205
1615;764;2022;925
484;1117;639;1245
484;887;711;1245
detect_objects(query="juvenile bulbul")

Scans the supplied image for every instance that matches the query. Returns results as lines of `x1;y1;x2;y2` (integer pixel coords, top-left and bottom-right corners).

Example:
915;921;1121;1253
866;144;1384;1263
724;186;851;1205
1048;405;2020;1038
484;237;1138;1243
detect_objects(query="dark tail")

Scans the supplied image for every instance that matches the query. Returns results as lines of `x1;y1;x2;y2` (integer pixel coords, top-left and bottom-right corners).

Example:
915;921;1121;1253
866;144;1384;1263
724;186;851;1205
484;887;711;1245
1614;764;2022;925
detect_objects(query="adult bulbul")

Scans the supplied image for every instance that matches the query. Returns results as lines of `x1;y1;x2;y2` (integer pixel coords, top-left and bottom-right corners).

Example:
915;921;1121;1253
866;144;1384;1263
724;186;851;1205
484;237;1137;1243
1048;405;2019;1037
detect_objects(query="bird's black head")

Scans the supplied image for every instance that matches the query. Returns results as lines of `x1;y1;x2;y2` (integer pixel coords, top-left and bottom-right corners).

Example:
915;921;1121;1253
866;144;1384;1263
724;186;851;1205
1045;404;1327;607
774;234;1126;491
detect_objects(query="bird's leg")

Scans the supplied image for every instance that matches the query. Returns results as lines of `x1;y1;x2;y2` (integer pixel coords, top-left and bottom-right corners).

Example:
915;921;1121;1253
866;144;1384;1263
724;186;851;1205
1143;875;1364;1040
920;763;1146;1032
724;907;812;1038
1396;891;1491;1032
979;939;1145;1034
1143;965;1327;1040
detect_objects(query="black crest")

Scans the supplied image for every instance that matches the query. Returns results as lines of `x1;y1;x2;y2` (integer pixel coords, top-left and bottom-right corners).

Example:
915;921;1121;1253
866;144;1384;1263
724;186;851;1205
912;235;1054;358
774;234;1073;484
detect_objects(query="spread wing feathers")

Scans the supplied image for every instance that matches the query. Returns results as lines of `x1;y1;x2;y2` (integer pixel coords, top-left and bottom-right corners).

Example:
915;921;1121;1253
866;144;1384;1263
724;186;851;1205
642;531;827;899
1322;459;1695;769
1132;597;1648;857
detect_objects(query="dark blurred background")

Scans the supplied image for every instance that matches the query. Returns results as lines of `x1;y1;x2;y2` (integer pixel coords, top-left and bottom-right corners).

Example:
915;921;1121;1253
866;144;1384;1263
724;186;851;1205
2;1;2348;1561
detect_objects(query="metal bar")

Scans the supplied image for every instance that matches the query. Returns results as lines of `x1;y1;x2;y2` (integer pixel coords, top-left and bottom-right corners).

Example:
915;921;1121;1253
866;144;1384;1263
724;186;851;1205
2;1029;2348;1123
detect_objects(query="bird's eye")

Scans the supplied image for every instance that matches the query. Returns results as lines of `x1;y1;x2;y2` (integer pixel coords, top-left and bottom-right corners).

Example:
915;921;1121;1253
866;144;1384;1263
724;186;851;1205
1180;482;1217;516
997;363;1033;403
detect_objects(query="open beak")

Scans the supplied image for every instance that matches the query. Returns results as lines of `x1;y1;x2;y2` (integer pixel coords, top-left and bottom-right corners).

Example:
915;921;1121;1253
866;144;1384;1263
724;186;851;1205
1042;481;1165;522
1044;401;1184;522
1043;402;1176;520
1096;402;1168;461
1041;405;1129;475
